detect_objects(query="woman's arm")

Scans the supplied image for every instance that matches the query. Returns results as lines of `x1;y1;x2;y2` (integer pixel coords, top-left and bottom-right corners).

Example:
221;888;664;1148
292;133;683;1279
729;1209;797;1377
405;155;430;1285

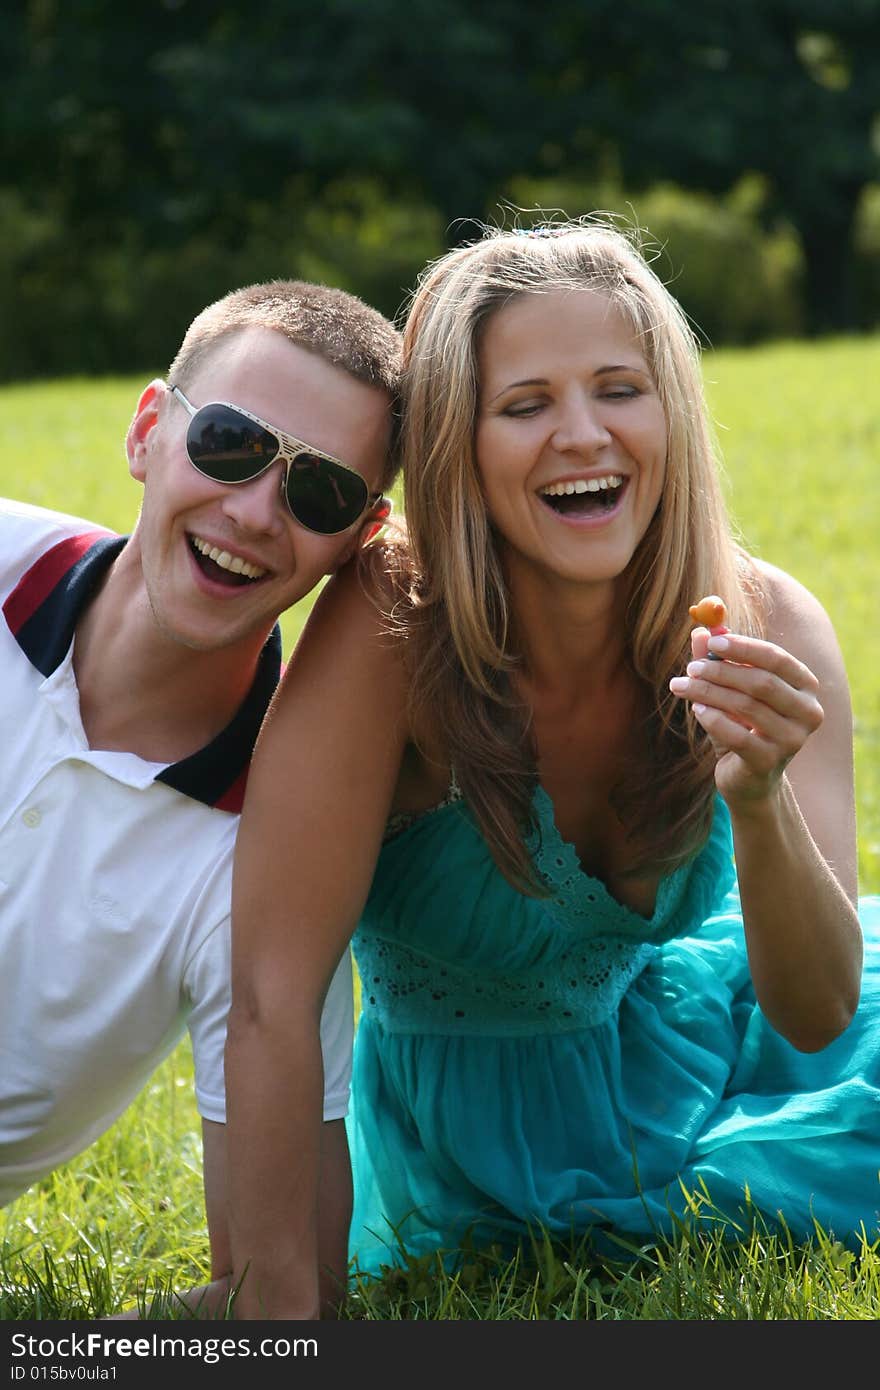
225;562;409;1319
670;561;862;1052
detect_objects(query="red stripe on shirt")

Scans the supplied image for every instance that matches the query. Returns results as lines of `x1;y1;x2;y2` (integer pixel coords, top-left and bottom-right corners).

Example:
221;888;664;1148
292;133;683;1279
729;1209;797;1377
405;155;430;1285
2;531;113;635
214;765;249;814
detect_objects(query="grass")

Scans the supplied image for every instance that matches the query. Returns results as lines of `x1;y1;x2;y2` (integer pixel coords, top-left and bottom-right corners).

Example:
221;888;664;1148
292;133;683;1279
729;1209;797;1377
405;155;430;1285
1;335;878;1320
703;336;880;892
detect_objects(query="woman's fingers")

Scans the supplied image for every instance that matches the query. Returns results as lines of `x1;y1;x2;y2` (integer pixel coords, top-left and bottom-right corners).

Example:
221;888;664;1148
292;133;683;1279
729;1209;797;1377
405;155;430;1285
672;635;822;724
704;632;820;694
684;659;822;733
687;704;797;776
669;631;825;792
690;625;711;661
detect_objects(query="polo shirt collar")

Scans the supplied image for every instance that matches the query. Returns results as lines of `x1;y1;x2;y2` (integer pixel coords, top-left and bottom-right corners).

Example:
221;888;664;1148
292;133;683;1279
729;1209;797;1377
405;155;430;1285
3;529;281;813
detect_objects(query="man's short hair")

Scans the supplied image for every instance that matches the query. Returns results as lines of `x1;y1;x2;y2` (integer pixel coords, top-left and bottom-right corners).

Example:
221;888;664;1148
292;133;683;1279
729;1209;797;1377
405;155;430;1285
168;280;402;398
167;279;403;488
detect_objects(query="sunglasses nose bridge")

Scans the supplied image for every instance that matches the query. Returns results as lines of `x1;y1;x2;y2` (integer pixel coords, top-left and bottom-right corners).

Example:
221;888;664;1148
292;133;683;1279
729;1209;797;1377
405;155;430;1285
220;454;291;534
270;441;300;522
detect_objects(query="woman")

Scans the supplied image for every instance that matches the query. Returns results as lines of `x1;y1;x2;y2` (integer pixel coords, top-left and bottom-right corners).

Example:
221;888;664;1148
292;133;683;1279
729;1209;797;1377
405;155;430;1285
225;220;880;1320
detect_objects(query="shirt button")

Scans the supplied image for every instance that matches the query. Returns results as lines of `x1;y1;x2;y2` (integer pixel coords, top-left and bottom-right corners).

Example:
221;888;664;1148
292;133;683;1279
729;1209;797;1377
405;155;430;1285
22;808;41;828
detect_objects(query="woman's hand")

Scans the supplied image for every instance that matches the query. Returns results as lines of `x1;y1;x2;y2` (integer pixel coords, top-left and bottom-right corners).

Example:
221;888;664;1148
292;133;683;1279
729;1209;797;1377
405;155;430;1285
669;627;825;810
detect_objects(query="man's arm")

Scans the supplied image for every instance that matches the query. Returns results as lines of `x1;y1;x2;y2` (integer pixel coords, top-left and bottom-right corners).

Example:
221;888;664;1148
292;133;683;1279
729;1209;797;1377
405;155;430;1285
166;1117;352;1319
112;1112;351;1320
190;1118;234;1316
316;1118;353;1317
109;1120;231;1319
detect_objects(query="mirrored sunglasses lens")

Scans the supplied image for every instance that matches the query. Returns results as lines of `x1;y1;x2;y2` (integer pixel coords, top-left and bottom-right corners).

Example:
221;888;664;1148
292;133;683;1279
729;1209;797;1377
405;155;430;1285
286;455;369;534
187;405;278;482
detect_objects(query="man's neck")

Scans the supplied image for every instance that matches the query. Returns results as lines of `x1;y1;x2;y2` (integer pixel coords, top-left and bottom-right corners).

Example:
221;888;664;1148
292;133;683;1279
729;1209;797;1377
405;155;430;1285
71;560;273;765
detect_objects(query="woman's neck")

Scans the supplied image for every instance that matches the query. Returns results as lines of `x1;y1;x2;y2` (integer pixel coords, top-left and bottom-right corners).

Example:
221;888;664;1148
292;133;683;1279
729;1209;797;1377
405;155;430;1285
506;565;631;702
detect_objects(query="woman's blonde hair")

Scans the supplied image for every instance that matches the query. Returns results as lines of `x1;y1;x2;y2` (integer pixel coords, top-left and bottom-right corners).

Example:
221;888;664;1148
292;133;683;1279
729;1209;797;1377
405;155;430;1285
393;217;764;891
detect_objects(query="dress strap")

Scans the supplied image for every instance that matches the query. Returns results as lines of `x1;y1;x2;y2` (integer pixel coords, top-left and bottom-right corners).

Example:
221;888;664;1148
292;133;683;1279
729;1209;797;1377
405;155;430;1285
383;767;463;843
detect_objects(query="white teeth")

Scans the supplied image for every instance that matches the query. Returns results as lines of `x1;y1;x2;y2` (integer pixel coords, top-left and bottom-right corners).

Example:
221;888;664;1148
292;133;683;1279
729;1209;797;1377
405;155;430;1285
539;475;624;497
191;536;267;580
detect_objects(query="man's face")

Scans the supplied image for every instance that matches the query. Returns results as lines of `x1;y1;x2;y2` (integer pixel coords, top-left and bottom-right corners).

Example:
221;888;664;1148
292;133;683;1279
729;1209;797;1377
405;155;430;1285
127;327;392;653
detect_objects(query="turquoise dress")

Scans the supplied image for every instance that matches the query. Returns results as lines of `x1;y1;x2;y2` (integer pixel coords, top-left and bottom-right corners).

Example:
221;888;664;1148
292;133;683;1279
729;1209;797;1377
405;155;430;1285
348;787;880;1271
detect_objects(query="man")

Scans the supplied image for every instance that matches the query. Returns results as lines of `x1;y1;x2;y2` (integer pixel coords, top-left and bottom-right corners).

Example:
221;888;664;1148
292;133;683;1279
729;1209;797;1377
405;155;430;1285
0;279;401;1315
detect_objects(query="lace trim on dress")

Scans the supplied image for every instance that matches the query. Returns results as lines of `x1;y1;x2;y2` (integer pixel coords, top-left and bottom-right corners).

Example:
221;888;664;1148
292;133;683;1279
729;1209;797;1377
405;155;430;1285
355;930;652;1037
357;781;735;1038
527;786;690;938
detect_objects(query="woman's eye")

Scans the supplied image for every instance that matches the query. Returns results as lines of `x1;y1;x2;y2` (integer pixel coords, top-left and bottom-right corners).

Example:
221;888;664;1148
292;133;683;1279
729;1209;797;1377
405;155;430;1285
504;402;543;417
601;387;639;400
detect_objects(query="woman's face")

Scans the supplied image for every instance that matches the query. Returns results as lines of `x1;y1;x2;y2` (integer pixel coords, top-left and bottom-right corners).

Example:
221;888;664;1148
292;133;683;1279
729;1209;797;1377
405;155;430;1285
474;287;667;592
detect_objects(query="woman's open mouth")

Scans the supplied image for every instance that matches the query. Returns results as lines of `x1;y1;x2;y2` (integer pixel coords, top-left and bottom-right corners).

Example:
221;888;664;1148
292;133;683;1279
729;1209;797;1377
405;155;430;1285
537;474;626;519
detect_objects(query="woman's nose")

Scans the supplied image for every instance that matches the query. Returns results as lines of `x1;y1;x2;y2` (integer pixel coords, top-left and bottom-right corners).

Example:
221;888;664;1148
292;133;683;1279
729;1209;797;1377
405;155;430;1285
551;395;612;455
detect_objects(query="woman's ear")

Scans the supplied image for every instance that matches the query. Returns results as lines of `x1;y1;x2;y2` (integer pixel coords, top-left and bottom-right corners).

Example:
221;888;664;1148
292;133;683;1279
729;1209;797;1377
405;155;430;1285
126;380;166;482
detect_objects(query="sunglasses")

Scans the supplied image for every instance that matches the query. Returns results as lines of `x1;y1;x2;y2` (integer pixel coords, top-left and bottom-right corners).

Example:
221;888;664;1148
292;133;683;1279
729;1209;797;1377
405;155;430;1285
169;384;386;536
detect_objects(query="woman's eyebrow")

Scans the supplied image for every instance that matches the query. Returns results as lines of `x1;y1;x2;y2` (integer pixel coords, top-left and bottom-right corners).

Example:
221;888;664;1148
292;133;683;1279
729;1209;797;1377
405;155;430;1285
594;363;652;378
487;377;547;403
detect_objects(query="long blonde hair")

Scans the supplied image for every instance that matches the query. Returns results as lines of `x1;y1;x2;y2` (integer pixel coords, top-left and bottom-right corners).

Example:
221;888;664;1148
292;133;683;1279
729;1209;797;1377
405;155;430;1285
393;218;764;891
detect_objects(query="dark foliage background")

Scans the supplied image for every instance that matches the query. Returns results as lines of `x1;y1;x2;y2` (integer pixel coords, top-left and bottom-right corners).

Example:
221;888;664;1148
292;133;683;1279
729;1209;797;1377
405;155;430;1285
2;0;879;379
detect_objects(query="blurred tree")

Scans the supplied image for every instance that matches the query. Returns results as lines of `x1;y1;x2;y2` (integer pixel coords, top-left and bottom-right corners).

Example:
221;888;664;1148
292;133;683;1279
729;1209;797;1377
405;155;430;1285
0;0;878;372
560;0;880;333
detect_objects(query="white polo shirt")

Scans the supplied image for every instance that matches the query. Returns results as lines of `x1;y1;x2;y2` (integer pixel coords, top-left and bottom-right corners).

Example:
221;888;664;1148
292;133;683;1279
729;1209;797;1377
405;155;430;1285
0;498;353;1208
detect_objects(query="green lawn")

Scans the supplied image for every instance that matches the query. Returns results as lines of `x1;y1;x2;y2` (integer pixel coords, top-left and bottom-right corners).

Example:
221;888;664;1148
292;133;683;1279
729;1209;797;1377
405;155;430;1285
1;336;878;1319
702;336;879;892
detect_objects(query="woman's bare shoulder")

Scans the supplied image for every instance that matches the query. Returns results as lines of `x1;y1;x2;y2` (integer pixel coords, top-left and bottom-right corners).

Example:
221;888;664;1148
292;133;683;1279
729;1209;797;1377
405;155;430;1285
750;558;841;657
292;543;407;664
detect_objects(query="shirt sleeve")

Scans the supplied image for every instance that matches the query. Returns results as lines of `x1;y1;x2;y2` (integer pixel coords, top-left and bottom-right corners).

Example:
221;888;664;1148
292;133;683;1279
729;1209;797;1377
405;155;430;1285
185;920;355;1125
185;916;232;1125
318;947;355;1120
